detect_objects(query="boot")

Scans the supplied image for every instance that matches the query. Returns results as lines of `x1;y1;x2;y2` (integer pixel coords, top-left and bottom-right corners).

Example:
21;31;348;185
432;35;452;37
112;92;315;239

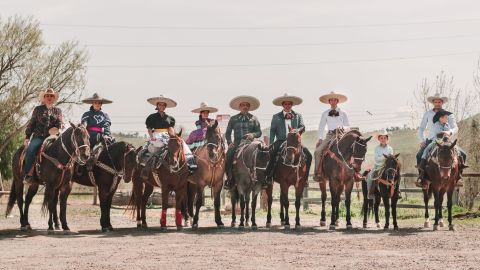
187;156;198;175
23;175;33;186
314;156;324;182
415;159;428;189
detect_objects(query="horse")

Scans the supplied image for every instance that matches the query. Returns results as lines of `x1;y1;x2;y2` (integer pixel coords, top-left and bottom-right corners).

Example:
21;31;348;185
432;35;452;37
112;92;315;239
361;154;401;230
186;120;226;229
317;130;371;230
265;127;308;229
230;139;270;230
423;139;459;231
129;128;189;230
6;123;90;232
63;141;137;232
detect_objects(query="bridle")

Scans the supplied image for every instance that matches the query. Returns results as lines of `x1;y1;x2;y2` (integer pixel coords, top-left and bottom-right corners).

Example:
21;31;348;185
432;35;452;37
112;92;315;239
242;142;270;182
329;135;367;171
166;136;187;174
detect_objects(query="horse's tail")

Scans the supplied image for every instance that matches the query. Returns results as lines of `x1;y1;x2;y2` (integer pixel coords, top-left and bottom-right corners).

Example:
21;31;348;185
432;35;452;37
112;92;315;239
6;177;17;217
41;179;56;216
6;147;23;217
125;182;137;219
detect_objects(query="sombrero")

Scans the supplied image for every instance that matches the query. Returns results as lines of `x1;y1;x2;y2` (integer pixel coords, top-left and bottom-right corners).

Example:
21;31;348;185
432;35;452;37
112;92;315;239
192;102;218;113
147;95;177;108
319;91;348;104
229;95;260;111
427;93;449;104
38;88;59;103
82;93;113;104
272;93;303;106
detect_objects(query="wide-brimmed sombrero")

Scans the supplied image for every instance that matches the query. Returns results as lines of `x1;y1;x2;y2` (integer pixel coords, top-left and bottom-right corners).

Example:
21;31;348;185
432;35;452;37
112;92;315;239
191;102;218;113
376;129;390;140
272;93;303;106
319;91;348;104
229;95;260;111
147;95;177;108
82;93;113;104
427;93;449;104
38;88;59;103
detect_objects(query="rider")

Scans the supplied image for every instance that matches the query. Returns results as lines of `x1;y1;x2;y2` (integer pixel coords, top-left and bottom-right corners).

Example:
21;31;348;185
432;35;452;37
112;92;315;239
265;93;312;186
23;88;64;185
81;93;115;149
186;102;218;150
366;130;395;198
140;95;197;178
224;95;262;190
417;109;467;188
314;91;350;181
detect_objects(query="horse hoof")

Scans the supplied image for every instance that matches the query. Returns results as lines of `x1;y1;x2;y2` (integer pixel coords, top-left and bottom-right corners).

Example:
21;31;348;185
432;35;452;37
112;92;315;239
363;224;367;229
284;225;290;230
141;224;148;229
251;225;258;231
376;223;381;229
102;228;108;233
320;221;326;227
384;226;389;230
47;229;55;235
192;224;198;230
266;222;271;228
55;225;61;231
161;226;167;231
63;230;71;235
449;225;455;231
231;222;236;228
280;221;285;226
347;225;353;230
394;226;399;231
295;225;302;230
20;226;28;232
108;226;114;232
329;225;336;231
433;225;439;231
217;224;225;229
439;220;445;228
26;225;32;231
184;219;191;227
424;221;430;228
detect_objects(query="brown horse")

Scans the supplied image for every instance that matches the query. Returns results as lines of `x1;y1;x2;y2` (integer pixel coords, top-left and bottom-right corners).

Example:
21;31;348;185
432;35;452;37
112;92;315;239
266;128;308;229
318;130;371;230
67;141;137;232
423;139;459;231
186;120;226;229
361;154;401;230
130;128;189;230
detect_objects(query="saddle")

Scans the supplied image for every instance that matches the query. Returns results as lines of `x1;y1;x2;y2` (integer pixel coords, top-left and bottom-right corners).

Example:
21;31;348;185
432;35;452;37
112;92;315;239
136;145;168;169
20;135;58;178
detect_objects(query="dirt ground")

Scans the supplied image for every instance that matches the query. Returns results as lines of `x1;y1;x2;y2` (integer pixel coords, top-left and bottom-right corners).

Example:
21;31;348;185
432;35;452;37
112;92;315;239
0;201;479;270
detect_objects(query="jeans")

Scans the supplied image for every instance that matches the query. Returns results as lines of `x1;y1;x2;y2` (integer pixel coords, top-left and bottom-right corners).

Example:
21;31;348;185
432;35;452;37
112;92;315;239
416;139;432;165
23;137;44;176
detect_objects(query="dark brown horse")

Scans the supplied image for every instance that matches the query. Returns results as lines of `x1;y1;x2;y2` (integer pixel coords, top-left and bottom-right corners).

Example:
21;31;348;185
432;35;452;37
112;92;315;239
318;130;371;230
66;141;137;232
129;128;189;230
7;123;90;233
423;139;459;231
266;128;308;229
362;154;401;230
186;120;226;229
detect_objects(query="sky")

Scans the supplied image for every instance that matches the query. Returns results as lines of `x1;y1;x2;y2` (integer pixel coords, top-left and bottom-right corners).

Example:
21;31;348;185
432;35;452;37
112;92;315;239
2;0;480;134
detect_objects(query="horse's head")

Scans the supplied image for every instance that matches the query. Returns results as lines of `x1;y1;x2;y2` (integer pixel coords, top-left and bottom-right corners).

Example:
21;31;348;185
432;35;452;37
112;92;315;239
382;153;401;183
206;120;224;160
167;128;184;168
350;134;372;172
285;126;302;165
253;142;271;182
122;143;138;183
435;139;457;180
69;122;91;164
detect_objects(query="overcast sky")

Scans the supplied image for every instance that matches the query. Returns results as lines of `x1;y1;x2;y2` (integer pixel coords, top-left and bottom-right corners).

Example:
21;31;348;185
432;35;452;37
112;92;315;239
3;0;480;134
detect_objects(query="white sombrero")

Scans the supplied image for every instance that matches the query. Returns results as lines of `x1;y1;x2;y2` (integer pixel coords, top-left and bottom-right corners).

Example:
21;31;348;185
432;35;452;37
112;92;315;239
319;91;348;104
38;88;59;103
427;93;449;104
376;129;390;139
147;95;177;108
229;95;260;111
82;93;113;104
272;93;303;106
191;102;218;113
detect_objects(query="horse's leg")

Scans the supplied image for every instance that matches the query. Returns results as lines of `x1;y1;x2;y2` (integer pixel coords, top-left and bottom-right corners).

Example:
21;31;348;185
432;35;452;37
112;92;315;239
133;180;144;228
245;192;250;227
438;190;445;228
266;184;273;228
320;180;327;226
23;184;39;231
280;185;290;229
160;186;169;229
174;187;185;230
186;182;195;225
345;182;353;229
47;188;59;233
447;188;454;231
382;195;390;230
423;188;431;228
239;194;245;228
433;191;440;230
362;180;368;228
392;194;399;230
374;193;381;228
230;190;237;227
142;184;154;228
192;187;203;229
279;195;285;226
106;192;115;231
59;181;74;232
213;186;224;228
329;184;337;230
251;192;258;230
295;186;302;229
99;190;108;232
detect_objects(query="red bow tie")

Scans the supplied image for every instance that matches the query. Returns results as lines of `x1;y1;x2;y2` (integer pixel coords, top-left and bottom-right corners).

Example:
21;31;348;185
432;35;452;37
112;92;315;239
285;113;293;120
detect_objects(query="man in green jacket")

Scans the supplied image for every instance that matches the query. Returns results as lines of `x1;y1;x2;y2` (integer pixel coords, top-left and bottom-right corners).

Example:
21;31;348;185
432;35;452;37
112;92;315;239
265;93;312;185
224;95;262;190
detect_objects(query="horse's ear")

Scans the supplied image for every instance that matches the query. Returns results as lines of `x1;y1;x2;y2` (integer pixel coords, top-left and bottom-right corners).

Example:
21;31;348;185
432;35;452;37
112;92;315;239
365;136;372;143
176;129;183;137
450;139;457;149
69;121;76;129
395;153;400;159
212;120;218;129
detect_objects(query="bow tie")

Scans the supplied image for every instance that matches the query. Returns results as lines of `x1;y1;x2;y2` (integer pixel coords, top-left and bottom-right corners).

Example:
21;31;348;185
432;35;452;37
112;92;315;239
328;110;340;117
284;112;293;120
239;114;251;122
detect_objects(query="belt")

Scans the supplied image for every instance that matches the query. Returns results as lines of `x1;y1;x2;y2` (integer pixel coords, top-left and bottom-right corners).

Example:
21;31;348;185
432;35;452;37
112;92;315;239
154;128;169;133
88;127;103;132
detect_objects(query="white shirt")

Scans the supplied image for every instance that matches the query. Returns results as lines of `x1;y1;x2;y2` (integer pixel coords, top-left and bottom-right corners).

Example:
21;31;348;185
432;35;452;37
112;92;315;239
418;110;458;142
317;107;350;139
283;111;292;134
